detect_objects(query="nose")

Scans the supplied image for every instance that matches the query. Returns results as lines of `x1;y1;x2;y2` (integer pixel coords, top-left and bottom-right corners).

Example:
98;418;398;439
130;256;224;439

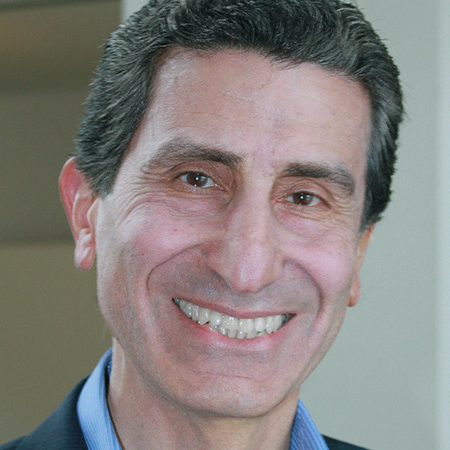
206;192;283;294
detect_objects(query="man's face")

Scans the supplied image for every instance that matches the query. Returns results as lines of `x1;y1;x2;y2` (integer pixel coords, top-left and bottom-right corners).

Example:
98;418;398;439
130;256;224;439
72;50;372;418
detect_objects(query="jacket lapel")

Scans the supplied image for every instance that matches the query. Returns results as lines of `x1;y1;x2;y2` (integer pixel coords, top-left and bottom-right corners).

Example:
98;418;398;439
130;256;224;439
15;379;88;450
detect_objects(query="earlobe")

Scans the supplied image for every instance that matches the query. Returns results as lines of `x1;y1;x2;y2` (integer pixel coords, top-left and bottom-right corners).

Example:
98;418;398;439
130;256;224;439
348;274;361;307
59;157;98;270
348;225;374;307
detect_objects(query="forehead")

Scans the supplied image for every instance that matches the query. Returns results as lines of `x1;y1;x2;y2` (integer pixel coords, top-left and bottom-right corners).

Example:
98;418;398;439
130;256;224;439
132;49;371;173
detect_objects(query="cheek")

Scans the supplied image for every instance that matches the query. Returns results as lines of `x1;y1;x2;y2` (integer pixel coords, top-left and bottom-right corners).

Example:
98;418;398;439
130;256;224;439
292;238;358;362
95;206;217;305
121;209;210;265
296;231;359;306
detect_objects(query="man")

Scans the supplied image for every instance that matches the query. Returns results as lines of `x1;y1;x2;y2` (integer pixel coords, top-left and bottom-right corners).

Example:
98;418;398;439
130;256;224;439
1;0;403;449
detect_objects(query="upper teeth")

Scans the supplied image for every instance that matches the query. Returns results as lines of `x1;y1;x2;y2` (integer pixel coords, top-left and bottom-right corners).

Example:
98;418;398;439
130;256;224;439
173;298;290;339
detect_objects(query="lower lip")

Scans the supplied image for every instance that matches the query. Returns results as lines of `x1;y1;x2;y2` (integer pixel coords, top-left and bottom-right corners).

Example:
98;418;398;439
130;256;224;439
173;302;291;350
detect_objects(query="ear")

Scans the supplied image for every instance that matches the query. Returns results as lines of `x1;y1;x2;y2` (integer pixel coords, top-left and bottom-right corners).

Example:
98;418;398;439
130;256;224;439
348;225;374;307
59;157;98;271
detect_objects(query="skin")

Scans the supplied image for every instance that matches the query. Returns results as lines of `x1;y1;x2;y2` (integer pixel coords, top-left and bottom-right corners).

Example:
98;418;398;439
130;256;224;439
60;49;373;449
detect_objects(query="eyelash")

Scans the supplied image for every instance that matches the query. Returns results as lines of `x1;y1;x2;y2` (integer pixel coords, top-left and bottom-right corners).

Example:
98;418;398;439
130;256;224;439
288;191;322;207
178;171;217;189
176;170;326;208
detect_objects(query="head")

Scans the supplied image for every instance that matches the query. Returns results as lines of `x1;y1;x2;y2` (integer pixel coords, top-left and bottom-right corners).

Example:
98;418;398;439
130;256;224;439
75;0;403;230
60;0;403;422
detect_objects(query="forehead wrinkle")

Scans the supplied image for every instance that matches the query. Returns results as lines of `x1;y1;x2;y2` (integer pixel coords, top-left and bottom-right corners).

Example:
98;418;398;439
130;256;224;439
282;162;355;196
142;137;244;170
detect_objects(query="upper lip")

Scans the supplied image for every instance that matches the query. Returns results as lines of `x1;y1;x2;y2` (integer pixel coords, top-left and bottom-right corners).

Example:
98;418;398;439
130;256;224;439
172;296;293;320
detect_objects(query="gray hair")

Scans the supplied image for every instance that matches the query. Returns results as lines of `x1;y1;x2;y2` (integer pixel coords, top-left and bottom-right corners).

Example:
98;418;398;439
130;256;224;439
75;0;403;228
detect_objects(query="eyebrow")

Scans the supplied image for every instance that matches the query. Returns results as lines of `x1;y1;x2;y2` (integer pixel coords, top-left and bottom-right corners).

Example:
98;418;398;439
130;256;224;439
143;137;355;195
143;138;243;170
282;163;355;196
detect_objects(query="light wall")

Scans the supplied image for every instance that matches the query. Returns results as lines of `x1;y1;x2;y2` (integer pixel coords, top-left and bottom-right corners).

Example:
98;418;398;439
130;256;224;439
436;0;450;445
121;0;145;18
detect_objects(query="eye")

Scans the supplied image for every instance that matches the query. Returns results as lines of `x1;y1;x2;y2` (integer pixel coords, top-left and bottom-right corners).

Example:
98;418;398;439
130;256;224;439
179;171;216;188
289;191;321;207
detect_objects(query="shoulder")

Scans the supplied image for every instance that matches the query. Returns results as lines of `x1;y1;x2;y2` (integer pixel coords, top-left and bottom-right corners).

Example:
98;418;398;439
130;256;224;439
0;438;22;450
0;379;88;450
323;435;371;450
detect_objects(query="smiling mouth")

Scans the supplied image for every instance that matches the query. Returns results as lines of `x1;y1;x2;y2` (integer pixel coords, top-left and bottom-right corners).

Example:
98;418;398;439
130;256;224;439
173;298;292;339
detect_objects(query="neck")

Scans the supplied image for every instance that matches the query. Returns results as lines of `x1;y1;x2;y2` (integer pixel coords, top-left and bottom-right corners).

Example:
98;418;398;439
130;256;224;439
107;344;298;450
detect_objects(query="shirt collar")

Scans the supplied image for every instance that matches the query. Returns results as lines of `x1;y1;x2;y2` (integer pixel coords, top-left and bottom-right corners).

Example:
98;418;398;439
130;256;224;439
77;349;328;449
77;349;121;450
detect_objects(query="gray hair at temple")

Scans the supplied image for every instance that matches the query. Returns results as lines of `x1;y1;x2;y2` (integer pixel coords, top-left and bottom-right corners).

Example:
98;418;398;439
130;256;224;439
75;0;403;229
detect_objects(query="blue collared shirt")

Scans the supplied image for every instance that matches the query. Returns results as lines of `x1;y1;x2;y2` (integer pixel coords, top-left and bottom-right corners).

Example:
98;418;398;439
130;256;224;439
77;350;328;449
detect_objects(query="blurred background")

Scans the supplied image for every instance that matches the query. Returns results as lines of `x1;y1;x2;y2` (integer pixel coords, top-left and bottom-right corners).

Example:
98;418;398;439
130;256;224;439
1;0;449;448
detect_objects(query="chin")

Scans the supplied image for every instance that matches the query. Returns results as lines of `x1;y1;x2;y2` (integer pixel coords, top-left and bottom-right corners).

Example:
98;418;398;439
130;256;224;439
163;372;300;420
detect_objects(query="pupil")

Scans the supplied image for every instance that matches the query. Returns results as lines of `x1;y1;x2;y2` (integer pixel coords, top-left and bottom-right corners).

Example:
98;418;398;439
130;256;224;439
293;192;311;205
187;172;207;187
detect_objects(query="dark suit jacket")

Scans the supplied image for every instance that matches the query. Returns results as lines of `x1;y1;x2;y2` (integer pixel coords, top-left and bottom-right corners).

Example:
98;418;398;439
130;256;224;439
0;380;368;450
